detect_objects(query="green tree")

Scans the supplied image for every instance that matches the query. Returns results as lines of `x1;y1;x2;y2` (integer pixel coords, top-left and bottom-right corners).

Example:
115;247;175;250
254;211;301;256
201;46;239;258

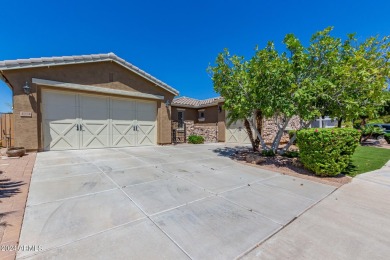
287;27;390;125
209;27;390;154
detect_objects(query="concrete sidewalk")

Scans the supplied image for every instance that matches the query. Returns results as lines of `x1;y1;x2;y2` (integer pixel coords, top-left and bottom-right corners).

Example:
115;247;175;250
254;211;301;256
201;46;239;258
243;163;390;260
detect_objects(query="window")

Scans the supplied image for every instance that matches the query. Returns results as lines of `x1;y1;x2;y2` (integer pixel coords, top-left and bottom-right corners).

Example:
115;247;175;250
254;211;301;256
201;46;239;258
178;111;184;128
198;109;205;122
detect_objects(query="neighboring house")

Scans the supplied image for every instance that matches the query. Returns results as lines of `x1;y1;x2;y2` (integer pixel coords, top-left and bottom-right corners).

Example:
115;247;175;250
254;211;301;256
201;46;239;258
310;116;337;128
0;53;302;151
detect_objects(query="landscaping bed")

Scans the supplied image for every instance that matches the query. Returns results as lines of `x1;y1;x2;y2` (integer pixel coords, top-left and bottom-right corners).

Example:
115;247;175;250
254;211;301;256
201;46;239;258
231;149;351;188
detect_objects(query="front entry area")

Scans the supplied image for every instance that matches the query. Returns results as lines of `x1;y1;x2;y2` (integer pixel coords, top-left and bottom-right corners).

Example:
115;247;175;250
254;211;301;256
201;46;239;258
42;90;157;150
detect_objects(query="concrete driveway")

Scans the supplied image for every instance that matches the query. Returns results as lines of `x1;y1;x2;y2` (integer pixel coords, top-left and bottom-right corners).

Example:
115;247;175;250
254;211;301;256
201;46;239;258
17;144;335;259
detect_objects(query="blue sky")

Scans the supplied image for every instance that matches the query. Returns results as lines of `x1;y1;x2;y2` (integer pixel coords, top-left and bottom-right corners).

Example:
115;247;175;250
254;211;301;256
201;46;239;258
1;0;390;113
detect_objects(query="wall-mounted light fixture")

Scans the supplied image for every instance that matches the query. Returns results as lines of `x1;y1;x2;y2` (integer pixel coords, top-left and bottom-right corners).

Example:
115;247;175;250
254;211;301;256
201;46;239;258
218;105;222;113
22;81;31;95
165;99;171;107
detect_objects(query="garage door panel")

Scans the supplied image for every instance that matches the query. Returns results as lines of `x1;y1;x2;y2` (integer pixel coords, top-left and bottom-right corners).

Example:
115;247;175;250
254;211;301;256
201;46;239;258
43;91;157;150
136;101;156;146
137;124;156;146
225;116;251;144
111;98;137;147
137;102;157;122
81;122;110;148
44;121;79;150
80;95;110;149
226;129;239;143
80;95;109;119
111;99;136;120
112;122;136;147
43;91;79;150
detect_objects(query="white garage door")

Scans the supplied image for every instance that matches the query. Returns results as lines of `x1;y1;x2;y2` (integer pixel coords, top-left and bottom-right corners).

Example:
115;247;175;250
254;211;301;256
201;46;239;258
225;119;251;144
42;91;157;151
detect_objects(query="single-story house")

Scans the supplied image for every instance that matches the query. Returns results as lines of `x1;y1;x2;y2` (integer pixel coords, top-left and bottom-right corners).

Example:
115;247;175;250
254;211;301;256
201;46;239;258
0;53;301;151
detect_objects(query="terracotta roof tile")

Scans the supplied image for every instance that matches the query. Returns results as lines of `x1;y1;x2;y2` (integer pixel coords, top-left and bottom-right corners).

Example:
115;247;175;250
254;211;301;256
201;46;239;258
172;96;223;108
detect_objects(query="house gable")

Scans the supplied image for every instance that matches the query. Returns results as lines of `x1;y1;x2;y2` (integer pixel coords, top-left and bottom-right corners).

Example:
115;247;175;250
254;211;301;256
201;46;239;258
0;53;179;96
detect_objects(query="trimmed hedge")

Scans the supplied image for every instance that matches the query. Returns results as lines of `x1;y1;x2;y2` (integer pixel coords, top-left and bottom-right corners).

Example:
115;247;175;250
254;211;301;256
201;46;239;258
297;128;360;176
188;135;205;144
384;133;390;144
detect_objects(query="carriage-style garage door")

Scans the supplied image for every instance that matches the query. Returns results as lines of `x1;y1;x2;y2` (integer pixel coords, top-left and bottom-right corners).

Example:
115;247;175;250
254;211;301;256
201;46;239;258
225;119;251;144
42;91;156;151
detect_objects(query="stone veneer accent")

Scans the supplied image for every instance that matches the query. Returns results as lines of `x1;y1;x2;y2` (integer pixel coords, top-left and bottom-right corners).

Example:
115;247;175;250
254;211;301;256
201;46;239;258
185;120;218;143
262;116;301;144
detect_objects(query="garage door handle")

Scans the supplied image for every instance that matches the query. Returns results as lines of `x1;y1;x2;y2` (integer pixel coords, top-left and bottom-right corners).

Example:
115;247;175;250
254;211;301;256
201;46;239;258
76;124;79;131
80;125;83;131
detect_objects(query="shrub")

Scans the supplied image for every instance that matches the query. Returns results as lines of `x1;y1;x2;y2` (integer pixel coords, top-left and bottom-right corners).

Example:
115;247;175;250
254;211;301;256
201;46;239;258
360;125;385;140
188;135;204;144
380;115;390;123
384;133;390;144
353;119;363;129
368;118;385;124
297;128;360;177
261;149;275;157
283;150;299;158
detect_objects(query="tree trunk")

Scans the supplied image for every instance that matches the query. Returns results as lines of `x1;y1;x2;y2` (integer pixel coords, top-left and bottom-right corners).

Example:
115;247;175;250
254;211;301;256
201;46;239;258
280;121;311;155
337;117;343;128
361;117;367;126
280;133;297;155
254;110;263;149
271;118;290;154
248;118;268;150
244;119;257;151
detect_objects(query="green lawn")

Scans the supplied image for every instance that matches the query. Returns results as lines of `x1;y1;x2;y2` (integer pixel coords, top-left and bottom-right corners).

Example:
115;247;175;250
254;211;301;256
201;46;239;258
345;146;390;177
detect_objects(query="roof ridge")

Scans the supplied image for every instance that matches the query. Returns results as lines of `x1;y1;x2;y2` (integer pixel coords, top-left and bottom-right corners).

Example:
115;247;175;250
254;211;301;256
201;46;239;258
1;53;111;62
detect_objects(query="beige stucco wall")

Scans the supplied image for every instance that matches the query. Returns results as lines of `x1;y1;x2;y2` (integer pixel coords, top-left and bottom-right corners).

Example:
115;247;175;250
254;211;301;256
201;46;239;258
2;61;175;150
171;107;198;122
172;105;219;124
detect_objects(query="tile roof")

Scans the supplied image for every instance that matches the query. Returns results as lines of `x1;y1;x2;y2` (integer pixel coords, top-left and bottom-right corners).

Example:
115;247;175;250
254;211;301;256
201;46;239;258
0;53;179;95
172;96;223;108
